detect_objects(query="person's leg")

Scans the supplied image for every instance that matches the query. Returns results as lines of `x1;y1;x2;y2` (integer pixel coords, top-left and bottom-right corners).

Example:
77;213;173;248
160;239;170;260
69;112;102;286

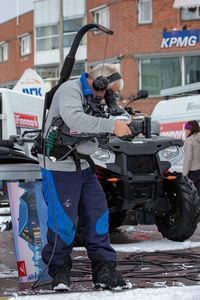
78;168;116;261
78;168;131;289
41;168;82;278
188;170;200;197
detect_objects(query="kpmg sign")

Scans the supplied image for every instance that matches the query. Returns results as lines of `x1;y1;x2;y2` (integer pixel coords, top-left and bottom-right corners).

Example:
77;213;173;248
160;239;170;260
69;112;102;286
161;29;199;48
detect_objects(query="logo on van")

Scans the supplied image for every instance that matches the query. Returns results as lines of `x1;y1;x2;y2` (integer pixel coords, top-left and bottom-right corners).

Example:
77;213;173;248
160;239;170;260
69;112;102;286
160;121;187;141
161;29;199;48
14;113;39;128
186;102;200;111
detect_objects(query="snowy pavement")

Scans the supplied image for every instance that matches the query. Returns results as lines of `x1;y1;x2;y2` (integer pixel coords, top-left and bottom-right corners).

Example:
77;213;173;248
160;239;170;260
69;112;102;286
7;285;200;300
1;219;200;299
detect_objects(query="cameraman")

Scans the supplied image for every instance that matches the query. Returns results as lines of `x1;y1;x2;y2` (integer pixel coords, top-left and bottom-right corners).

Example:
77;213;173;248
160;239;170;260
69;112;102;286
38;63;132;291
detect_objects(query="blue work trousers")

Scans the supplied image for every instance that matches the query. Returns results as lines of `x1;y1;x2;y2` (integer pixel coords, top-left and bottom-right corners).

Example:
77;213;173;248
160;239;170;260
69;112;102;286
41;167;116;277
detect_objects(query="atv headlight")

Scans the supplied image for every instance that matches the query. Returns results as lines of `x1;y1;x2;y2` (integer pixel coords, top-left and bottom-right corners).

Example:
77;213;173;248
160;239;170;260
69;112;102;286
92;149;110;162
159;146;179;161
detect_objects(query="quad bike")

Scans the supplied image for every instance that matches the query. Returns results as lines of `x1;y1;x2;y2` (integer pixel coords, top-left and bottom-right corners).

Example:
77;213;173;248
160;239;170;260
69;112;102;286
89;93;200;242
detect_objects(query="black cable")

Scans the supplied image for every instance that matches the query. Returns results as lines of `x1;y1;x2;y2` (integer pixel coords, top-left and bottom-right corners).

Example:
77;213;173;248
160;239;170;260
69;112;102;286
70;252;200;282
31;250;200;290
32;118;61;289
31;120;100;289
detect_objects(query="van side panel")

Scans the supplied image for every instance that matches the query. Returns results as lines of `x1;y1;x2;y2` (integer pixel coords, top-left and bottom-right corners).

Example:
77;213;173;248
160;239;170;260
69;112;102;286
0;88;44;139
151;95;200;141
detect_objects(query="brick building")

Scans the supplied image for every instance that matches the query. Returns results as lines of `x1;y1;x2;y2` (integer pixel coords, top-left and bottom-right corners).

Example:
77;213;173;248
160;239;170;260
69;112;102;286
0;11;34;88
87;0;200;114
1;0;200;114
0;0;86;91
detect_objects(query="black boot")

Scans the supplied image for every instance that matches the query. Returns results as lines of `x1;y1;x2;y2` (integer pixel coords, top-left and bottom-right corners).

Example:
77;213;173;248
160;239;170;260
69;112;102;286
51;256;72;291
91;254;132;290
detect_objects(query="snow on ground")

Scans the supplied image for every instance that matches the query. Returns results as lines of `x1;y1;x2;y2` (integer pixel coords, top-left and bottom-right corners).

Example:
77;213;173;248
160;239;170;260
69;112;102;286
0;206;10;215
0;263;18;278
0;215;11;232
74;225;200;253
111;238;200;252
1;222;200;299
7;285;200;300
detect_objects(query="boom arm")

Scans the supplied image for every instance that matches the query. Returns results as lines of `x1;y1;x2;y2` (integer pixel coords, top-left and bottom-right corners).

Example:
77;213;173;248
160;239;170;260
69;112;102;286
42;23;114;137
59;23;113;85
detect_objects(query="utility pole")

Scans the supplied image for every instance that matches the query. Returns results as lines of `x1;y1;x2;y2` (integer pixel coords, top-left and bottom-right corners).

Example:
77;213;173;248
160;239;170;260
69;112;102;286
59;0;64;74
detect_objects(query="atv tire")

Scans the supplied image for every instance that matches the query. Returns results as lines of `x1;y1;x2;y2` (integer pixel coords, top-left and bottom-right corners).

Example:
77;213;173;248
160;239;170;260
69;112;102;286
109;211;126;230
155;173;200;242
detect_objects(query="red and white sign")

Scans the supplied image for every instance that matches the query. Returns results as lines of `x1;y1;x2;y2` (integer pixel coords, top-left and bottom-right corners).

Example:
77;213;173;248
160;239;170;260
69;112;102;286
14;113;39;129
160;121;187;141
17;261;27;277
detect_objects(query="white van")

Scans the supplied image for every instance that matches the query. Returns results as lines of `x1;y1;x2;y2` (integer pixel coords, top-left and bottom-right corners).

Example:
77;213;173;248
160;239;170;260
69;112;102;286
151;94;200;172
151;94;200;141
0;88;44;207
0;88;44;139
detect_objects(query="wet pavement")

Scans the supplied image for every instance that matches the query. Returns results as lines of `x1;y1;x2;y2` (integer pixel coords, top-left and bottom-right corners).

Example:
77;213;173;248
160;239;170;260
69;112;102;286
1;223;200;297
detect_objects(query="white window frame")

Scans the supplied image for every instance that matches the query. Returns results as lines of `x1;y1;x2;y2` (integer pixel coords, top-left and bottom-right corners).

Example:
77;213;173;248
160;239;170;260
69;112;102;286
0;42;8;62
92;6;110;32
20;34;31;56
138;0;152;24
182;6;200;20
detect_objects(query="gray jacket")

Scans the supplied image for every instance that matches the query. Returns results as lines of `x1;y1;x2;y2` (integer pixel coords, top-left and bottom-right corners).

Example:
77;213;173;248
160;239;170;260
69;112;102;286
183;132;200;176
38;79;115;171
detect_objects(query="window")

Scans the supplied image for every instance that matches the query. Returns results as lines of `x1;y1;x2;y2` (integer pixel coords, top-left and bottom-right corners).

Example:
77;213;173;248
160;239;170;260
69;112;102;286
0;43;8;62
36;66;59;90
141;56;200;96
20;35;31;56
93;7;109;30
36;62;85;89
63;18;85;48
185;56;200;84
141;57;181;95
36;25;59;51
36;17;85;51
138;0;152;24
182;7;200;20
70;62;85;78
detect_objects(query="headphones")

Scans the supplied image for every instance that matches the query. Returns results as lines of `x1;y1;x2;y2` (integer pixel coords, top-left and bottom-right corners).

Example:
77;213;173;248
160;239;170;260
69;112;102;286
92;72;121;91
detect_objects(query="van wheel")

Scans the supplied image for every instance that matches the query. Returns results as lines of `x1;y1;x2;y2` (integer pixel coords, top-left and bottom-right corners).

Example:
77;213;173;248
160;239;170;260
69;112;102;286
155;173;200;242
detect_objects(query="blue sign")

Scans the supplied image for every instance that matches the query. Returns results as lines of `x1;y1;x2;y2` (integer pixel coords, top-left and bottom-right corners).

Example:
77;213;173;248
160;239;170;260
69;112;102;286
22;88;42;96
161;29;199;48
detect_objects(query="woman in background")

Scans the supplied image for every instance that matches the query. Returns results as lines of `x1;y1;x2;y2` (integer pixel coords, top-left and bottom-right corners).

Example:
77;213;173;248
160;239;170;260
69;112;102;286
183;120;200;196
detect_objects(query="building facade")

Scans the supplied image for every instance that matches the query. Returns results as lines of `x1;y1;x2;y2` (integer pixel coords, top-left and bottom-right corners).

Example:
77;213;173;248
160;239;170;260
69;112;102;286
0;11;34;88
87;0;200;113
33;0;86;89
0;0;86;90
1;0;200;114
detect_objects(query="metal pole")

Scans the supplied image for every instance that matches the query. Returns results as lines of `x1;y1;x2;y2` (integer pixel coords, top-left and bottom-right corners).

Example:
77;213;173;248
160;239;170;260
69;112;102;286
59;0;64;74
16;0;19;25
